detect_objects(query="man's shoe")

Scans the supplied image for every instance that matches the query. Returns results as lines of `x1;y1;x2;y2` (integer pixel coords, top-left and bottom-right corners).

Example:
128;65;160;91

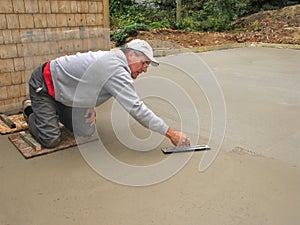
22;99;33;123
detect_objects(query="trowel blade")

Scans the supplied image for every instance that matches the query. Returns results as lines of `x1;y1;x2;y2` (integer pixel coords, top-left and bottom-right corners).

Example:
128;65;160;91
161;144;210;154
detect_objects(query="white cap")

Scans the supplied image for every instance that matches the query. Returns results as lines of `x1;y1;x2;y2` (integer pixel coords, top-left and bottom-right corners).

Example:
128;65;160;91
125;39;159;67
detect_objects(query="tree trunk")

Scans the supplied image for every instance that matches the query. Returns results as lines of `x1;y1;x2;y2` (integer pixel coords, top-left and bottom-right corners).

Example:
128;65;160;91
176;0;182;22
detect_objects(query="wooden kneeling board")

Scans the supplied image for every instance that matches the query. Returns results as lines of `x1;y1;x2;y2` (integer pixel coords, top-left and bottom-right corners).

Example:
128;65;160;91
8;127;97;159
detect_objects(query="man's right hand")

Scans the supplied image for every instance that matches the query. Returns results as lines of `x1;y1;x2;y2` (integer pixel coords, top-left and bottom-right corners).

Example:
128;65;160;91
165;128;190;146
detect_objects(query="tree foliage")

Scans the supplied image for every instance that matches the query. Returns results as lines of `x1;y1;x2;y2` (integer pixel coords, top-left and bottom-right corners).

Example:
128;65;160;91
110;0;299;45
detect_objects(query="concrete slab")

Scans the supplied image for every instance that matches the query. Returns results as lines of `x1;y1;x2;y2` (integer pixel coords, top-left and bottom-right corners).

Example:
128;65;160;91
199;47;300;166
0;47;299;225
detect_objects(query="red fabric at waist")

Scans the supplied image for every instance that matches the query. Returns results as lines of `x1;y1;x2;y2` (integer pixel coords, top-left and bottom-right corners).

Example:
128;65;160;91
43;62;55;98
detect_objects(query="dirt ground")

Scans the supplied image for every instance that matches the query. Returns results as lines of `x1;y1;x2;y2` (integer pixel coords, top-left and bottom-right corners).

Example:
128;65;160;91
129;4;300;49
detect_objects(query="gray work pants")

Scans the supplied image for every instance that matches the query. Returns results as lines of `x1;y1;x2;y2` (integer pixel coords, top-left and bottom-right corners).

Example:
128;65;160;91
28;64;95;148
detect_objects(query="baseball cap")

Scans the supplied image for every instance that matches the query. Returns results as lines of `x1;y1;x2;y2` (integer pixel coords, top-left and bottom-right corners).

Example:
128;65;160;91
125;39;159;67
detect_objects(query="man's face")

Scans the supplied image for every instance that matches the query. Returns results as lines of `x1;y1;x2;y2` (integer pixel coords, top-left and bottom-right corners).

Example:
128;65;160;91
127;50;151;79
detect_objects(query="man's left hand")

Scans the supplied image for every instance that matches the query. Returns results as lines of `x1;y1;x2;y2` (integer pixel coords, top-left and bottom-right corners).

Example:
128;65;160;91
84;108;96;126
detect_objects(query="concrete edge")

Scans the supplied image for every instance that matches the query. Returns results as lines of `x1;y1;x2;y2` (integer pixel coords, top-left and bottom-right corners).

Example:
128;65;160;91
153;42;300;57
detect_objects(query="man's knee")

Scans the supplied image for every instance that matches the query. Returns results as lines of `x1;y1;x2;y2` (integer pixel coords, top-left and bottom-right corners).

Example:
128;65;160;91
40;136;61;148
28;114;61;148
73;124;95;137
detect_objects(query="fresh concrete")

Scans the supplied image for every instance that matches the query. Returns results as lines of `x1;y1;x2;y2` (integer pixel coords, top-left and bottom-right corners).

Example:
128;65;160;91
0;47;299;225
199;47;300;166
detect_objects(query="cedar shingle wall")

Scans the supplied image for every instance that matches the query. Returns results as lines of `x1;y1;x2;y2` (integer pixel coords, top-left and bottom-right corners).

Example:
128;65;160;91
0;0;110;114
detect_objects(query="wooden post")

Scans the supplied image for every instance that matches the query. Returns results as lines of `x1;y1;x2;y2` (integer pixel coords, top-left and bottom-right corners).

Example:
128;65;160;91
176;0;182;23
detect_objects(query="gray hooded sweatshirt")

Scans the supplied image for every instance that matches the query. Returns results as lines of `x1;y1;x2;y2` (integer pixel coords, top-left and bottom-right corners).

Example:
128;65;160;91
50;49;168;135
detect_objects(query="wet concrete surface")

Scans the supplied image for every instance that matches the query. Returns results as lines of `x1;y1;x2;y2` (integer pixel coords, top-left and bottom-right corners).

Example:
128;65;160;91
198;47;300;166
0;47;299;225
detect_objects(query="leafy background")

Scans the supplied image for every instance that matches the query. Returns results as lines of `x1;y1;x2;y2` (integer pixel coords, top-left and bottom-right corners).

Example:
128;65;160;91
109;0;300;46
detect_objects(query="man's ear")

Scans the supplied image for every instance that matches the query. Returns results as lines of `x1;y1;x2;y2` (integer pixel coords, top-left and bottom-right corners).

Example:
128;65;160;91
127;50;135;58
127;50;138;64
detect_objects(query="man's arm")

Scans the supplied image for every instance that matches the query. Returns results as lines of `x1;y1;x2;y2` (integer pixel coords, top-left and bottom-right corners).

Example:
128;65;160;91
104;69;190;146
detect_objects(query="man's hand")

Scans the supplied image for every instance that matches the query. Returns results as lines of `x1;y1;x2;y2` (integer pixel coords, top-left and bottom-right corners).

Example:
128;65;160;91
84;108;96;126
165;128;190;146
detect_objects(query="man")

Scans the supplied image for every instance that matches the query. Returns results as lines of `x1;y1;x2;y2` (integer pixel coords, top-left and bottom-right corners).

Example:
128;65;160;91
23;39;190;148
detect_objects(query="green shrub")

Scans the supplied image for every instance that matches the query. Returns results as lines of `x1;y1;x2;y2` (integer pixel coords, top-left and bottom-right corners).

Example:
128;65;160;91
150;19;171;29
175;16;201;31
109;0;298;36
112;23;149;46
199;0;248;31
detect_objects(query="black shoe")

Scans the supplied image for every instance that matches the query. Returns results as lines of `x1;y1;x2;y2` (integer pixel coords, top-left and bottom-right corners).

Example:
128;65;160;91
22;99;33;123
